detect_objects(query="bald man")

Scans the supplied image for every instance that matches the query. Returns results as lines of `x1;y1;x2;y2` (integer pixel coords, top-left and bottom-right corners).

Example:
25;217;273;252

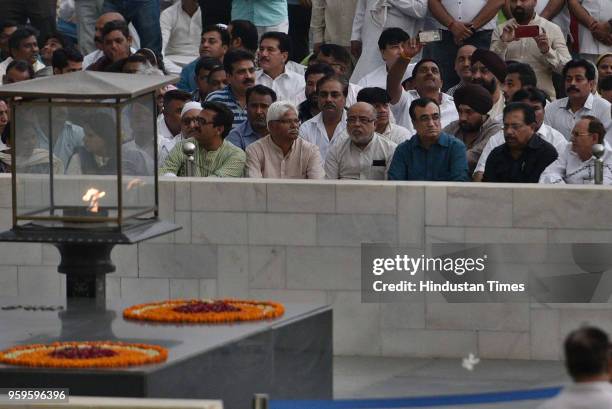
82;12;129;69
325;102;398;180
446;45;477;96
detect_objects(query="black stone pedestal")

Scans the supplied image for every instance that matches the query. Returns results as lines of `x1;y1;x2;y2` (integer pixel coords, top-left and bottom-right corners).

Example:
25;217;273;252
0;297;333;409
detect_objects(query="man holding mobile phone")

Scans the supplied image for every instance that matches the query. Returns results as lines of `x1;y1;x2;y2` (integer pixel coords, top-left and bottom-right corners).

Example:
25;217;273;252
491;0;570;100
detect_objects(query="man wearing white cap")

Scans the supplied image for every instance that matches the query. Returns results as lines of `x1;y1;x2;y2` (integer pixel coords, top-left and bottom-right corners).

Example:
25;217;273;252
158;101;202;167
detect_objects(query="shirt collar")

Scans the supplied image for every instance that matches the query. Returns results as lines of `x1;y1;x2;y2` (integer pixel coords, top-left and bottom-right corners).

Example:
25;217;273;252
564;93;594;111
267;134;294;157
412;131;450;148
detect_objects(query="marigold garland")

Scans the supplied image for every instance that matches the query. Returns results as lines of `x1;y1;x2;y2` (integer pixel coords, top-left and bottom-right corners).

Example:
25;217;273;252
0;341;168;368
123;299;285;324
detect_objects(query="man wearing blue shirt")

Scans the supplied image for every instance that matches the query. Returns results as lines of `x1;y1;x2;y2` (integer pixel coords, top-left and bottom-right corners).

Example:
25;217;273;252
388;97;469;181
231;0;289;37
227;84;277;150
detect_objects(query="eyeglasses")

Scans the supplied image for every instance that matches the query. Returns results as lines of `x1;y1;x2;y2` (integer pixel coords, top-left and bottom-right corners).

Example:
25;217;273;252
502;123;527;131
182;117;215;126
570;131;591;138
347;117;375;124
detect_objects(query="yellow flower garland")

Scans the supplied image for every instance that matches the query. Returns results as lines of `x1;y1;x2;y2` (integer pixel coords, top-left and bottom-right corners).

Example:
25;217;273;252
123;299;285;324
0;341;168;368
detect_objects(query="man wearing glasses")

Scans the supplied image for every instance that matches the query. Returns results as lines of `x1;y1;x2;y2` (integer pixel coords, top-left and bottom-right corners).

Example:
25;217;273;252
483;102;557;182
325;102;397;180
246;101;324;179
160;101;246;177
388;98;469;181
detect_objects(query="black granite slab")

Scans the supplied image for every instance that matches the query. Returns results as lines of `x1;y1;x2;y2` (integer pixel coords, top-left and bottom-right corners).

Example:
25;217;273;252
0;297;333;409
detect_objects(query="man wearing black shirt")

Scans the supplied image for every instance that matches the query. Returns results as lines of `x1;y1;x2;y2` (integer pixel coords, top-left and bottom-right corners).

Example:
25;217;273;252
484;102;557;183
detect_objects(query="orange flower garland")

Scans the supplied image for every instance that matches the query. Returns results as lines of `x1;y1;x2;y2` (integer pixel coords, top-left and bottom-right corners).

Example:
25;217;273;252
0;341;168;368
123;299;285;324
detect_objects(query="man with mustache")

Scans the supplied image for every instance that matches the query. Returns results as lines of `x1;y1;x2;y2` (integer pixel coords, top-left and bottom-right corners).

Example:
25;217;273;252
0;26;44;79
88;20;133;72
325;102;397;180
298;63;335;122
158;101;201;167
387;38;458;136
255;32;305;106
246;101;325;179
483;102;557;182
82;12;133;69
299;74;348;160
469;48;507;119
160;101;246;177
544;59;612;142
491;0;570;100
442;84;501;174
388;97;469;181
474;86;568;181
540;115;612;184
205;49;256;129
227;85;277;150
356;87;411;145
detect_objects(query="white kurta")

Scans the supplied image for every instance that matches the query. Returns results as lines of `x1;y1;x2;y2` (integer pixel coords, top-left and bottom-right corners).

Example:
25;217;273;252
350;0;427;83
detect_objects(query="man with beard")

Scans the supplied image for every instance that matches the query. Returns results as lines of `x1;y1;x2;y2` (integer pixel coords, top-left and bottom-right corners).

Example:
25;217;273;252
255;32;305;105
387;38;458;136
157;90;192;155
160;101;246;177
502;63;537;103
246;101;324;179
325;102;397;180
470;48;507;119
298;63;335;122
544;59;612;141
483;102;557;182
227;85;277;150
474;86;568;181
299;74;348;160
446;44;476;96
443;84;501;174
158;101;201;166
491;0;570;100
88;20;132;72
388;97;469;181
206;49;256;128
356;87;411;145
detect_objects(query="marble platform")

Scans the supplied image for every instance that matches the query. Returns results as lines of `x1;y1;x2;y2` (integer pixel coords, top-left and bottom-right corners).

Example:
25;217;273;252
0;297;333;409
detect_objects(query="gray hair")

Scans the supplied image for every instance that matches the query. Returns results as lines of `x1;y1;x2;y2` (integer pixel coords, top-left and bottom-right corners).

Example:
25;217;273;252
266;101;298;127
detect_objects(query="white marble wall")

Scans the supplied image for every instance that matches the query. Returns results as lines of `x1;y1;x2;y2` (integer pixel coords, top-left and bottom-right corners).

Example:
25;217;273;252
3;175;612;360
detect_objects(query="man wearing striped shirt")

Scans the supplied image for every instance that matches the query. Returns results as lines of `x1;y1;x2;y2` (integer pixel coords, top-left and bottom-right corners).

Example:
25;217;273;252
160;101;246;177
205;49;256;128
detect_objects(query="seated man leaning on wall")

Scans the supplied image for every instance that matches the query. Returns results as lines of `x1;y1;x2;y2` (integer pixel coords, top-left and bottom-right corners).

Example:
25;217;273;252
160;101;246;177
483;102;557;183
325;102;397;180
245;101;325;179
540;115;612;184
388;97;469;181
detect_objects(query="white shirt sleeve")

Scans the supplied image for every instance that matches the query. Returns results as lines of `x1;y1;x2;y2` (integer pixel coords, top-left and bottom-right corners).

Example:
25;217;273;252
539;152;568;184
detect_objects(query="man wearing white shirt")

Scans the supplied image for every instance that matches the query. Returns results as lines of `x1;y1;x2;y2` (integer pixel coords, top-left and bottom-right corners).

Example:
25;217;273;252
325;102;397;179
160;0;202;74
537;327;612;409
357;87;411;145
350;0;427;83
540;115;612;184
82;12;129;69
503;0;571;43
545;59;612;141
158;101;202;167
446;44;476;96
0;26;45;79
474;86;568;181
568;0;612;63
387;39;458;133
158;89;192;145
299;74;348;160
357;27;414;90
425;0;505;90
255;32;305;106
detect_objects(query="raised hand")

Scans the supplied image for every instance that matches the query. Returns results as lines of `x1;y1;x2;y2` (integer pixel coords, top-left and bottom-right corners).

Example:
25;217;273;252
400;37;423;60
534;28;549;54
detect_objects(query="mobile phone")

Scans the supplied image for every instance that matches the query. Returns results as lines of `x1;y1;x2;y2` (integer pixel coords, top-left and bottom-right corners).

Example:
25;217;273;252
514;25;539;39
418;30;442;43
